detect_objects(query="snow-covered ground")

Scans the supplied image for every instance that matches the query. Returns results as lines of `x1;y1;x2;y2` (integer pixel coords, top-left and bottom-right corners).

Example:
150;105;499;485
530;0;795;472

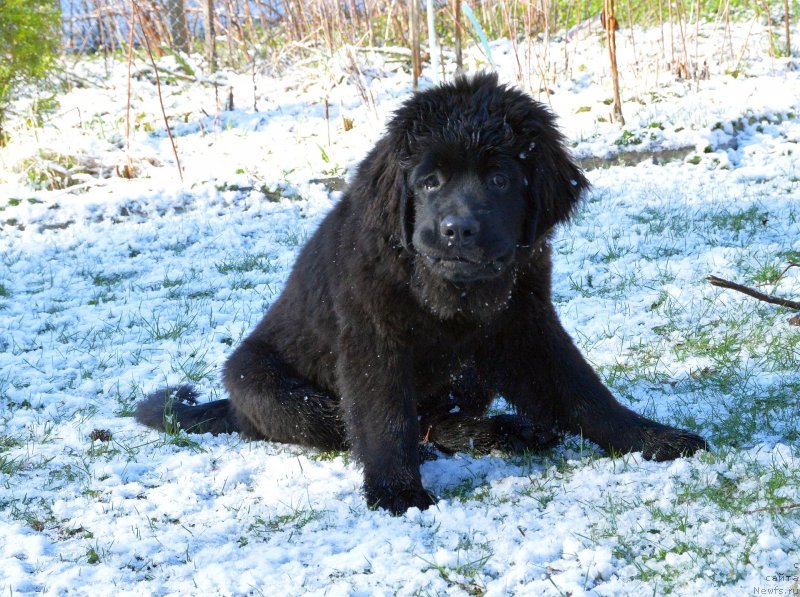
1;20;800;596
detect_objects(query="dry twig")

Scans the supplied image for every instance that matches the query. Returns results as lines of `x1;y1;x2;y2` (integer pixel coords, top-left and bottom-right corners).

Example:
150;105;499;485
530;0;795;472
746;502;800;515
707;275;800;311
133;2;184;183
767;262;800;286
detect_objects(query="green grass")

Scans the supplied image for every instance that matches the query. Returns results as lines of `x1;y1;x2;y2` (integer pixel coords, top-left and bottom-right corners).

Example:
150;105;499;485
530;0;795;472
247;503;327;539
417;534;493;595
215;252;275;275
277;227;309;248
136;310;197;342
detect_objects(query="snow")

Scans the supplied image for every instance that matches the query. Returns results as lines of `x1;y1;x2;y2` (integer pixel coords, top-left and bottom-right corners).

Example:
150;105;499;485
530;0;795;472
2;19;800;596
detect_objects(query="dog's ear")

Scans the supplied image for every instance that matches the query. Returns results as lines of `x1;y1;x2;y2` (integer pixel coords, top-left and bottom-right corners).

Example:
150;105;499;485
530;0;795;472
520;198;540;248
517;111;589;244
399;171;415;252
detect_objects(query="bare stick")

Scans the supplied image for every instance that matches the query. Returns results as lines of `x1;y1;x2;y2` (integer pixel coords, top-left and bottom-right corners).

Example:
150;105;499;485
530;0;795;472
125;1;135;177
770;262;800;286
134;3;184;183
500;0;522;84
625;0;639;77
603;0;624;124
453;0;463;73
707;276;800;311
694;0;700;88
755;262;800;288
746;502;800;515
409;0;421;89
785;0;792;56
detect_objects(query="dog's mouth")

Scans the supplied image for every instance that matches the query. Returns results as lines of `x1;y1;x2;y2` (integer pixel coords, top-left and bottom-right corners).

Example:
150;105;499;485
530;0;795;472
421;251;512;283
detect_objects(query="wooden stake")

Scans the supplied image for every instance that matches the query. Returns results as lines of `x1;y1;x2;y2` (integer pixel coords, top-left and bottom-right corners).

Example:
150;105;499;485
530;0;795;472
603;0;624;125
454;0;463;74
784;0;792;56
409;0;421;88
203;0;216;72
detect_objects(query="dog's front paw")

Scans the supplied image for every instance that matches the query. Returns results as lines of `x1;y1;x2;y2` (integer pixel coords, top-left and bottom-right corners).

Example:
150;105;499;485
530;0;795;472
365;483;436;515
640;425;707;461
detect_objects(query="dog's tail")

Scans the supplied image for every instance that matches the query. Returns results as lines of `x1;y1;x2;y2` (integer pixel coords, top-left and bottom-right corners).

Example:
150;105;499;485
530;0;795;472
135;385;239;435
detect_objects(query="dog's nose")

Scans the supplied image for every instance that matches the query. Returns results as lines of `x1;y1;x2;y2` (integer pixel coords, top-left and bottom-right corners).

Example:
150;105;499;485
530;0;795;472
439;215;479;245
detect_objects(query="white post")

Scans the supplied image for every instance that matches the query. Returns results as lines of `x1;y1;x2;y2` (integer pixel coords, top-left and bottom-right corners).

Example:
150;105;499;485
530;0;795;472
426;0;439;84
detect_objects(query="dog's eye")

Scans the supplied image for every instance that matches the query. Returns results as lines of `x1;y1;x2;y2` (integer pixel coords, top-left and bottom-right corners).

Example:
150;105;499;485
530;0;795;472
421;174;440;190
489;174;509;189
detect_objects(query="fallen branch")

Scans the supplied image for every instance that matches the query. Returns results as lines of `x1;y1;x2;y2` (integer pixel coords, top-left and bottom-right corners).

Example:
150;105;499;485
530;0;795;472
707;275;800;310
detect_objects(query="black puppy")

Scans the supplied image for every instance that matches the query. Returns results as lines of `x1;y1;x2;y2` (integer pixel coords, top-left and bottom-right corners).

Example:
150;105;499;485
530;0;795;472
136;73;705;514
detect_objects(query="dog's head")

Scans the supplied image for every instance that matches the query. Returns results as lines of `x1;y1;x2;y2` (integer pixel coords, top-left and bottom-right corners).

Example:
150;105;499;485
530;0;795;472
350;73;589;319
392;73;589;285
402;145;527;284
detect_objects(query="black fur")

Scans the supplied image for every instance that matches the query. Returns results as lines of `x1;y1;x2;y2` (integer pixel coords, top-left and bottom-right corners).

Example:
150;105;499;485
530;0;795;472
135;73;705;514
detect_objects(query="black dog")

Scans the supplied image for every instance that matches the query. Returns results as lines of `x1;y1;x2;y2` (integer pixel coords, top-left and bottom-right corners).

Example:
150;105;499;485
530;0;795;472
136;73;705;514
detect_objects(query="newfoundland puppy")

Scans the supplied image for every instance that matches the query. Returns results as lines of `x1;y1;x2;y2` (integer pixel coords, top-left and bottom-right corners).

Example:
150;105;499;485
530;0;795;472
136;73;705;514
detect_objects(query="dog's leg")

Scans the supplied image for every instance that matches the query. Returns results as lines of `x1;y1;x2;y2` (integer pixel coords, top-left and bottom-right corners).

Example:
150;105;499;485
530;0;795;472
223;337;347;451
335;326;435;514
482;301;706;461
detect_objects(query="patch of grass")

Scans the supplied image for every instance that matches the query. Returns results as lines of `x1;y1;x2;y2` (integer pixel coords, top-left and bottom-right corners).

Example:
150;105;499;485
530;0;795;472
136;310;196;342
228;275;256;291
8;497;57;532
172;350;214;383
585;255;800;448
161;275;184;289
516;474;558;509
599;237;632;263
779;249;800;263
629;206;670;234
0;433;23;452
706;205;768;235
247;503;326;539
308;449;350;465
187;289;216;300
614;129;645;147
91;272;125;287
277;227;309;247
0;453;23;475
567;273;594;297
85;540;112;565
14;150;104;190
418;534;492;596
438;476;481;502
215;252;275;275
572;450;789;590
